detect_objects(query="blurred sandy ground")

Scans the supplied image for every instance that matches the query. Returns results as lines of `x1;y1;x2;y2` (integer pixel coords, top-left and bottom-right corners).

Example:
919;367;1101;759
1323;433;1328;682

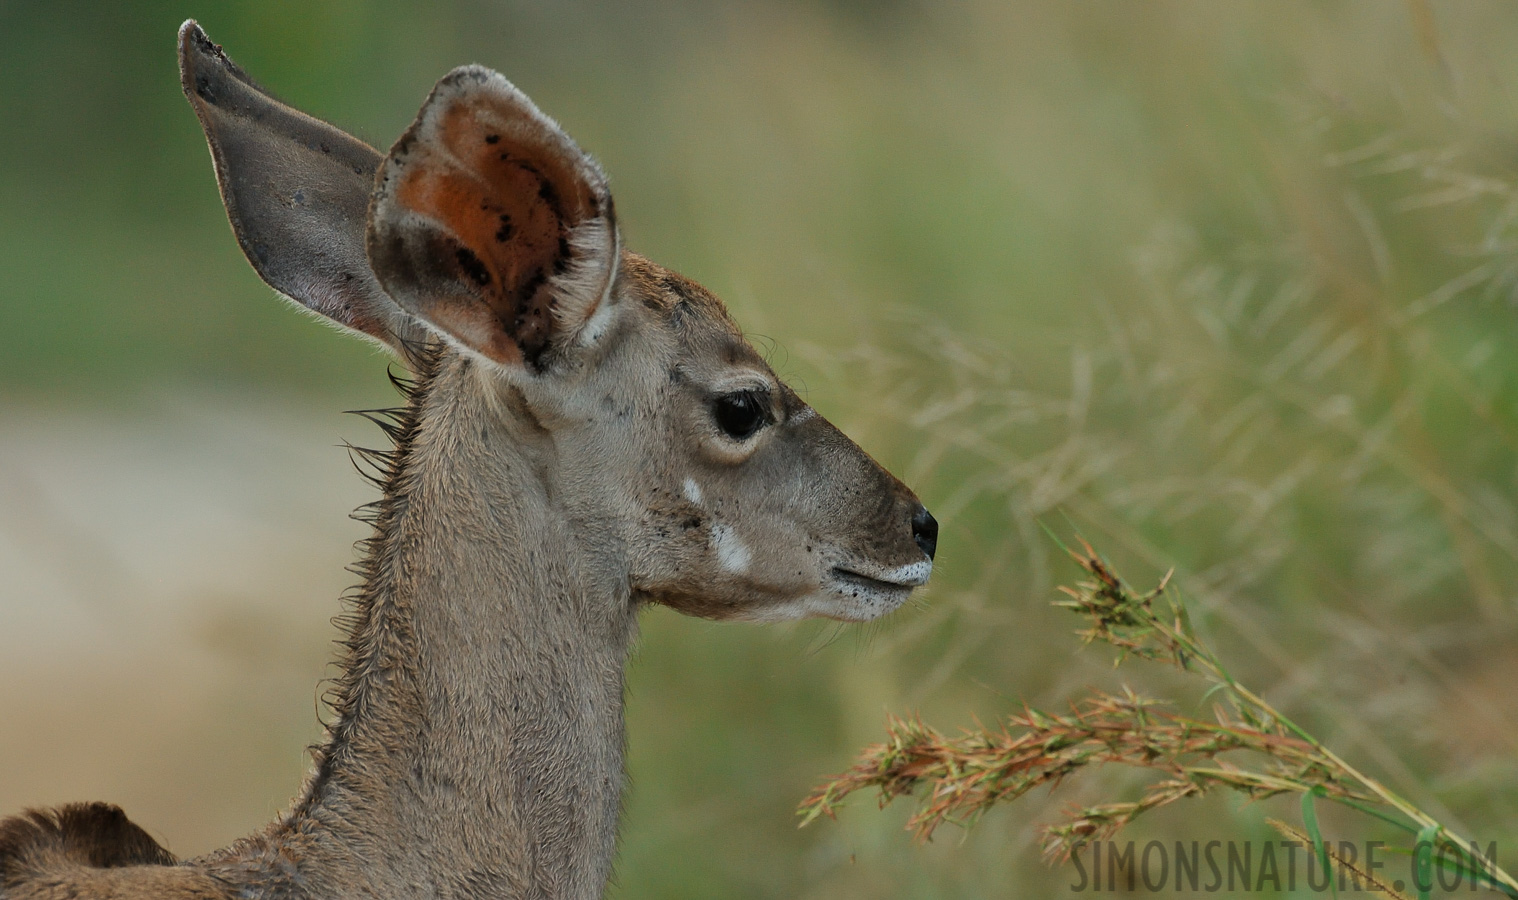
0;394;362;846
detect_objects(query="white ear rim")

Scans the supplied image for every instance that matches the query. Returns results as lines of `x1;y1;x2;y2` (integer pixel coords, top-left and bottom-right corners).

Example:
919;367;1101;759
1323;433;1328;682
550;216;622;353
367;64;623;374
422;68;623;361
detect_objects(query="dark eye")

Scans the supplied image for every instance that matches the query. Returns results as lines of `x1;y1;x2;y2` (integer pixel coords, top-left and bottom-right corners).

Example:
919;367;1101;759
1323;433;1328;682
713;390;769;440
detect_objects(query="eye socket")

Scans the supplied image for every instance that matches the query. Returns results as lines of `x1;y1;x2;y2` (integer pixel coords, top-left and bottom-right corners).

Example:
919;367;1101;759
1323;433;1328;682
712;390;770;441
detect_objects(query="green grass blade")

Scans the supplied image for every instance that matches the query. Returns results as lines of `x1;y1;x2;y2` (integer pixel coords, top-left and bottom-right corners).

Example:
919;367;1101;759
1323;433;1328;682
1303;786;1337;899
1037;518;1074;557
1413;823;1438;900
1197;681;1230;707
1328;796;1416;835
1384;843;1518;897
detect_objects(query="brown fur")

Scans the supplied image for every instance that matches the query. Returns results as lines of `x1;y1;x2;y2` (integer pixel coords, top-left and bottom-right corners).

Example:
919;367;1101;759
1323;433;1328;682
0;22;937;900
0;804;175;874
0;804;231;900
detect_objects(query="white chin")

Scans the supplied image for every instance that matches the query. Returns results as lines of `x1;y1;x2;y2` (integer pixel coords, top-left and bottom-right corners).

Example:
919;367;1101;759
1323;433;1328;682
729;565;925;623
820;574;915;621
728;581;915;623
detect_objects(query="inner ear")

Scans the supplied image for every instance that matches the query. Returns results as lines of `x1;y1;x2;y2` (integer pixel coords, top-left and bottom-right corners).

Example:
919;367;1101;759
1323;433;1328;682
367;67;618;371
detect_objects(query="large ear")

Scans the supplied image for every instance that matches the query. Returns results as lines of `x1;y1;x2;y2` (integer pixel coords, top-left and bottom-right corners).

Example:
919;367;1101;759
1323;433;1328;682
366;66;620;372
178;21;423;352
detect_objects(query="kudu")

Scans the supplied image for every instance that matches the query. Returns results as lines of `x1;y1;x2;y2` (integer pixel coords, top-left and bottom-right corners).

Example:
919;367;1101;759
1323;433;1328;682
0;21;937;900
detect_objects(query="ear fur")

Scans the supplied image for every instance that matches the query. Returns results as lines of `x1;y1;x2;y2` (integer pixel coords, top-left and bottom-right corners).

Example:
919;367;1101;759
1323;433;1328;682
178;20;424;352
366;66;620;372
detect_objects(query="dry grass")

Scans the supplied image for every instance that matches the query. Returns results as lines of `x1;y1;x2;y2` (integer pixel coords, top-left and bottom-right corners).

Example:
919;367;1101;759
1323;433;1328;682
802;540;1518;896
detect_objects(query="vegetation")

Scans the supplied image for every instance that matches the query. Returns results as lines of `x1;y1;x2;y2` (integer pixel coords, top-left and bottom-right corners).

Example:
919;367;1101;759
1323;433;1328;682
802;540;1518;896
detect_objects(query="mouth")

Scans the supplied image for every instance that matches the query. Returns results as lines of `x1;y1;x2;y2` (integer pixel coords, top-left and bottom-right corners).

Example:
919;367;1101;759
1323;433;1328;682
829;559;932;591
810;555;934;621
828;555;933;598
818;563;929;621
830;568;914;595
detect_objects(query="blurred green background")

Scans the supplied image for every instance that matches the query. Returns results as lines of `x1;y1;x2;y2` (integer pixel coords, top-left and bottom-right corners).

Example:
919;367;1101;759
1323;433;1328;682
5;1;1518;896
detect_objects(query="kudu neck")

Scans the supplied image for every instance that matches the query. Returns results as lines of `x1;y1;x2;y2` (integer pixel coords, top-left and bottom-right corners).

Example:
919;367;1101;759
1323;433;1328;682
248;355;636;900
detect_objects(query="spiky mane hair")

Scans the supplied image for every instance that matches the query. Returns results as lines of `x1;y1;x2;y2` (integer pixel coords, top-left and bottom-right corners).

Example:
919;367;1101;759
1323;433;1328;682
289;340;447;817
0;803;178;885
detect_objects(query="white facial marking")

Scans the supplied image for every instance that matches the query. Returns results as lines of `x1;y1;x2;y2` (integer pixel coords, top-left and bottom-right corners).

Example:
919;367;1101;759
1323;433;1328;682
790;406;818;424
880;559;933;587
710;523;751;574
829;555;934;588
683;477;702;505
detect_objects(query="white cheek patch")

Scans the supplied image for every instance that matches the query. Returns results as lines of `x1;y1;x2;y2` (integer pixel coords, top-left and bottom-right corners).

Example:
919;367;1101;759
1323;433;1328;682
683;477;702;505
790;406;818;425
710;523;751;574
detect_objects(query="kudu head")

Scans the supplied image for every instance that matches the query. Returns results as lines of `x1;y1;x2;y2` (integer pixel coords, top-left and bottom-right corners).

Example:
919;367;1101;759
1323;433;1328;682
180;20;936;623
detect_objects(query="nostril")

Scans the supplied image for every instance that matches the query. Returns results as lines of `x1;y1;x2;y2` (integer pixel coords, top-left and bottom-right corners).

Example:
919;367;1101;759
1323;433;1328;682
911;505;938;561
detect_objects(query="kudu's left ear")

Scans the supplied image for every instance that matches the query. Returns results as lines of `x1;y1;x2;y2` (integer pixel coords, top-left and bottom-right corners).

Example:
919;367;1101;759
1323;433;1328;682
366;67;621;372
178;21;425;353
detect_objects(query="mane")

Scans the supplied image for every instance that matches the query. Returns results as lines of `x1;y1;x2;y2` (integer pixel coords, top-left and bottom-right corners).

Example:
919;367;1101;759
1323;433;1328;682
289;341;446;818
0;803;176;887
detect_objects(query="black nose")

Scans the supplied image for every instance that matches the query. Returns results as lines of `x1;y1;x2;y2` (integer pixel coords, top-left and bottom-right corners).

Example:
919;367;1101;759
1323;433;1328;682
911;505;938;561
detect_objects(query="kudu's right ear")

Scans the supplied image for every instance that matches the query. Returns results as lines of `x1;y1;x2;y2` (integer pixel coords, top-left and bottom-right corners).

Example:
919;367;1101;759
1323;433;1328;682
365;66;620;373
178;21;424;352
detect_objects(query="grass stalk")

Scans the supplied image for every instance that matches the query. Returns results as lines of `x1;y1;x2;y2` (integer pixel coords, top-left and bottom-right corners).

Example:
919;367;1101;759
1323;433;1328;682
799;538;1518;896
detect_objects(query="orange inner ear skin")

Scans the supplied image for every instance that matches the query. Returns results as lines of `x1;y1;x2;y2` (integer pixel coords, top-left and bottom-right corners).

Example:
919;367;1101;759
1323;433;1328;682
390;96;592;367
439;98;597;223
